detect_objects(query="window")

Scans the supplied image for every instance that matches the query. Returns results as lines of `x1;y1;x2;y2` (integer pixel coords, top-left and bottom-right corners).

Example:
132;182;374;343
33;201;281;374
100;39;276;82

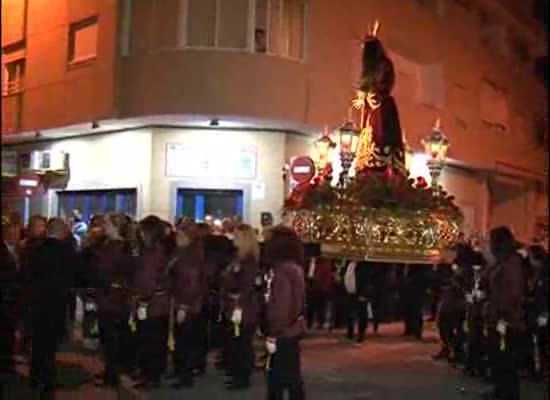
68;17;98;64
187;0;248;49
534;56;548;88
534;116;547;146
2;42;25;96
2;59;25;96
267;0;306;58
480;80;509;133
176;189;243;222
218;0;249;49
480;24;508;57
57;189;138;222
510;35;530;63
255;0;268;53
184;0;306;59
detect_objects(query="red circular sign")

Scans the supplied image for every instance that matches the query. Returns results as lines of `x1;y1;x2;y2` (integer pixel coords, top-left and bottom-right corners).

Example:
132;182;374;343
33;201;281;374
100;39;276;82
290;156;316;184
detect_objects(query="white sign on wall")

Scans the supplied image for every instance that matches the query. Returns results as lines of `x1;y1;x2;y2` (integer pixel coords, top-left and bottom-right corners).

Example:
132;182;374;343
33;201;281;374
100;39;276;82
252;182;266;200
166;143;257;179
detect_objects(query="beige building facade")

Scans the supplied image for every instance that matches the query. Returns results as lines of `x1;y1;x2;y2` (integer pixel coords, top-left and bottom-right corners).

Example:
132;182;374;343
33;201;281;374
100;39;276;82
2;0;547;238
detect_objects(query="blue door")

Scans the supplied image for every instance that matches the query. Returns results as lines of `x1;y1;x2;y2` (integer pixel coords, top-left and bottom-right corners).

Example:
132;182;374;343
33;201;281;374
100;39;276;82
57;189;137;222
176;189;243;223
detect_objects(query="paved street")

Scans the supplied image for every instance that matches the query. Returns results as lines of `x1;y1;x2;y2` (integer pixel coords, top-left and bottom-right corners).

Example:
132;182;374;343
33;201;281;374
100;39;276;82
3;323;545;400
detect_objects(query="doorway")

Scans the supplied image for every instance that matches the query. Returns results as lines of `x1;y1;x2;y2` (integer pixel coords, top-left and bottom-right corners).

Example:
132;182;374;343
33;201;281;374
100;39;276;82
176;189;244;222
57;189;137;222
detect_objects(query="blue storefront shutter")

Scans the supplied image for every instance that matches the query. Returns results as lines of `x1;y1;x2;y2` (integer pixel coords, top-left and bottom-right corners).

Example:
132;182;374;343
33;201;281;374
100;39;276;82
236;192;244;217
100;193;108;213
176;190;184;223
84;195;92;223
195;194;205;222
115;193;124;212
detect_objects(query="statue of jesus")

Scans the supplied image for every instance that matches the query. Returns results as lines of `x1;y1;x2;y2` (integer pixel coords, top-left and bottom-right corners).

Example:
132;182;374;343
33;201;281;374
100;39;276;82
352;21;406;175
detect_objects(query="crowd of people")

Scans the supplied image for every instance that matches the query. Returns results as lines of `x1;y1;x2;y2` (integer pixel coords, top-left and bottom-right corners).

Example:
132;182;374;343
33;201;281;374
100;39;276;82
432;229;548;400
0;211;548;400
1;212;307;399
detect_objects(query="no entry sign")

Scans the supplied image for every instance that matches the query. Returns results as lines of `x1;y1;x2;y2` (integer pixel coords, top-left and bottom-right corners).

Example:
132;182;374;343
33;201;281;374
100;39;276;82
290;156;316;184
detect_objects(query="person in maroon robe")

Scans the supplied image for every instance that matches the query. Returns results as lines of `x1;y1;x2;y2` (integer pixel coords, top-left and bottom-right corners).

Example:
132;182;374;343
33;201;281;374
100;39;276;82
264;226;306;400
132;216;172;390
89;213;135;387
220;224;260;390
485;227;525;400
170;223;206;389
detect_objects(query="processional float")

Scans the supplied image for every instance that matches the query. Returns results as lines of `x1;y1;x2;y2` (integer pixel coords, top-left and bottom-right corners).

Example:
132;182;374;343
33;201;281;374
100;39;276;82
283;21;462;264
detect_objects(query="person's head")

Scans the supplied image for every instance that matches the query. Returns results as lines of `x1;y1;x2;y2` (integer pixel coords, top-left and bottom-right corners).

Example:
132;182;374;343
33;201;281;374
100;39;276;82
204;215;214;226
234;224;260;262
104;213;130;241
27;215;47;239
87;226;106;245
176;222;201;249
72;209;82;222
89;214;105;229
46;217;70;240
528;245;547;268
138;215;165;248
489;226;519;262
162;220;173;236
221;218;234;234
263;225;304;267
2;218;21;245
195;223;212;237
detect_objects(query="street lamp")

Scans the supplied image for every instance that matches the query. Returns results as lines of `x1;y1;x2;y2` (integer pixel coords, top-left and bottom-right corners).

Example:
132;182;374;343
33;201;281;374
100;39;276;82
421;118;450;189
337;120;360;186
314;125;336;171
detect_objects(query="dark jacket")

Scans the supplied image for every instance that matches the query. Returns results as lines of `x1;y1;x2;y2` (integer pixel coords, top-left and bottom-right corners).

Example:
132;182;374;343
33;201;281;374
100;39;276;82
220;255;259;328
172;245;206;315
437;271;466;320
306;257;334;294
266;261;306;338
89;239;135;318
464;268;489;323
21;238;78;339
133;245;170;318
488;253;525;332
1;241;19;321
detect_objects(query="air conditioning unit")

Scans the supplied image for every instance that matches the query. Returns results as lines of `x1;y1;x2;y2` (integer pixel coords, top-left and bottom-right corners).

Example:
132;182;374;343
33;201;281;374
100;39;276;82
29;150;67;172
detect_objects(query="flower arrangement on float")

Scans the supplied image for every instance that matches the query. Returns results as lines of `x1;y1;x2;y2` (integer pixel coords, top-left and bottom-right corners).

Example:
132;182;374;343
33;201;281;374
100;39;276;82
283;163;462;263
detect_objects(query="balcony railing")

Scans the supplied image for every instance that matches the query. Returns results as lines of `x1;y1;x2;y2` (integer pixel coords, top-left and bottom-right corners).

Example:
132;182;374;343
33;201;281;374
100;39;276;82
1;78;24;97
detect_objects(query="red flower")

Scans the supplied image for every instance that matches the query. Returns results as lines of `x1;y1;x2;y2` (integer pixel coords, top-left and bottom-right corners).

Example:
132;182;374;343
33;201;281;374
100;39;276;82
416;176;428;188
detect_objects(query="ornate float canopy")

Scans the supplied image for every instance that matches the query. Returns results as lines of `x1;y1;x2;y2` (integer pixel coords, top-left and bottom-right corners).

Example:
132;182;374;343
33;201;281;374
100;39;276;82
283;22;462;264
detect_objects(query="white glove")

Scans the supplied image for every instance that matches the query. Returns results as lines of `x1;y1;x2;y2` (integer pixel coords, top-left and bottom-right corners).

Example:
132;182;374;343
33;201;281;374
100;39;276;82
367;302;373;319
465;294;473;304
517;248;528;258
474;290;485;301
176;308;187;324
75;296;84;324
266;338;277;354
137;303;148;321
537;314;548;327
85;301;97;312
231;308;243;324
496;320;507;335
